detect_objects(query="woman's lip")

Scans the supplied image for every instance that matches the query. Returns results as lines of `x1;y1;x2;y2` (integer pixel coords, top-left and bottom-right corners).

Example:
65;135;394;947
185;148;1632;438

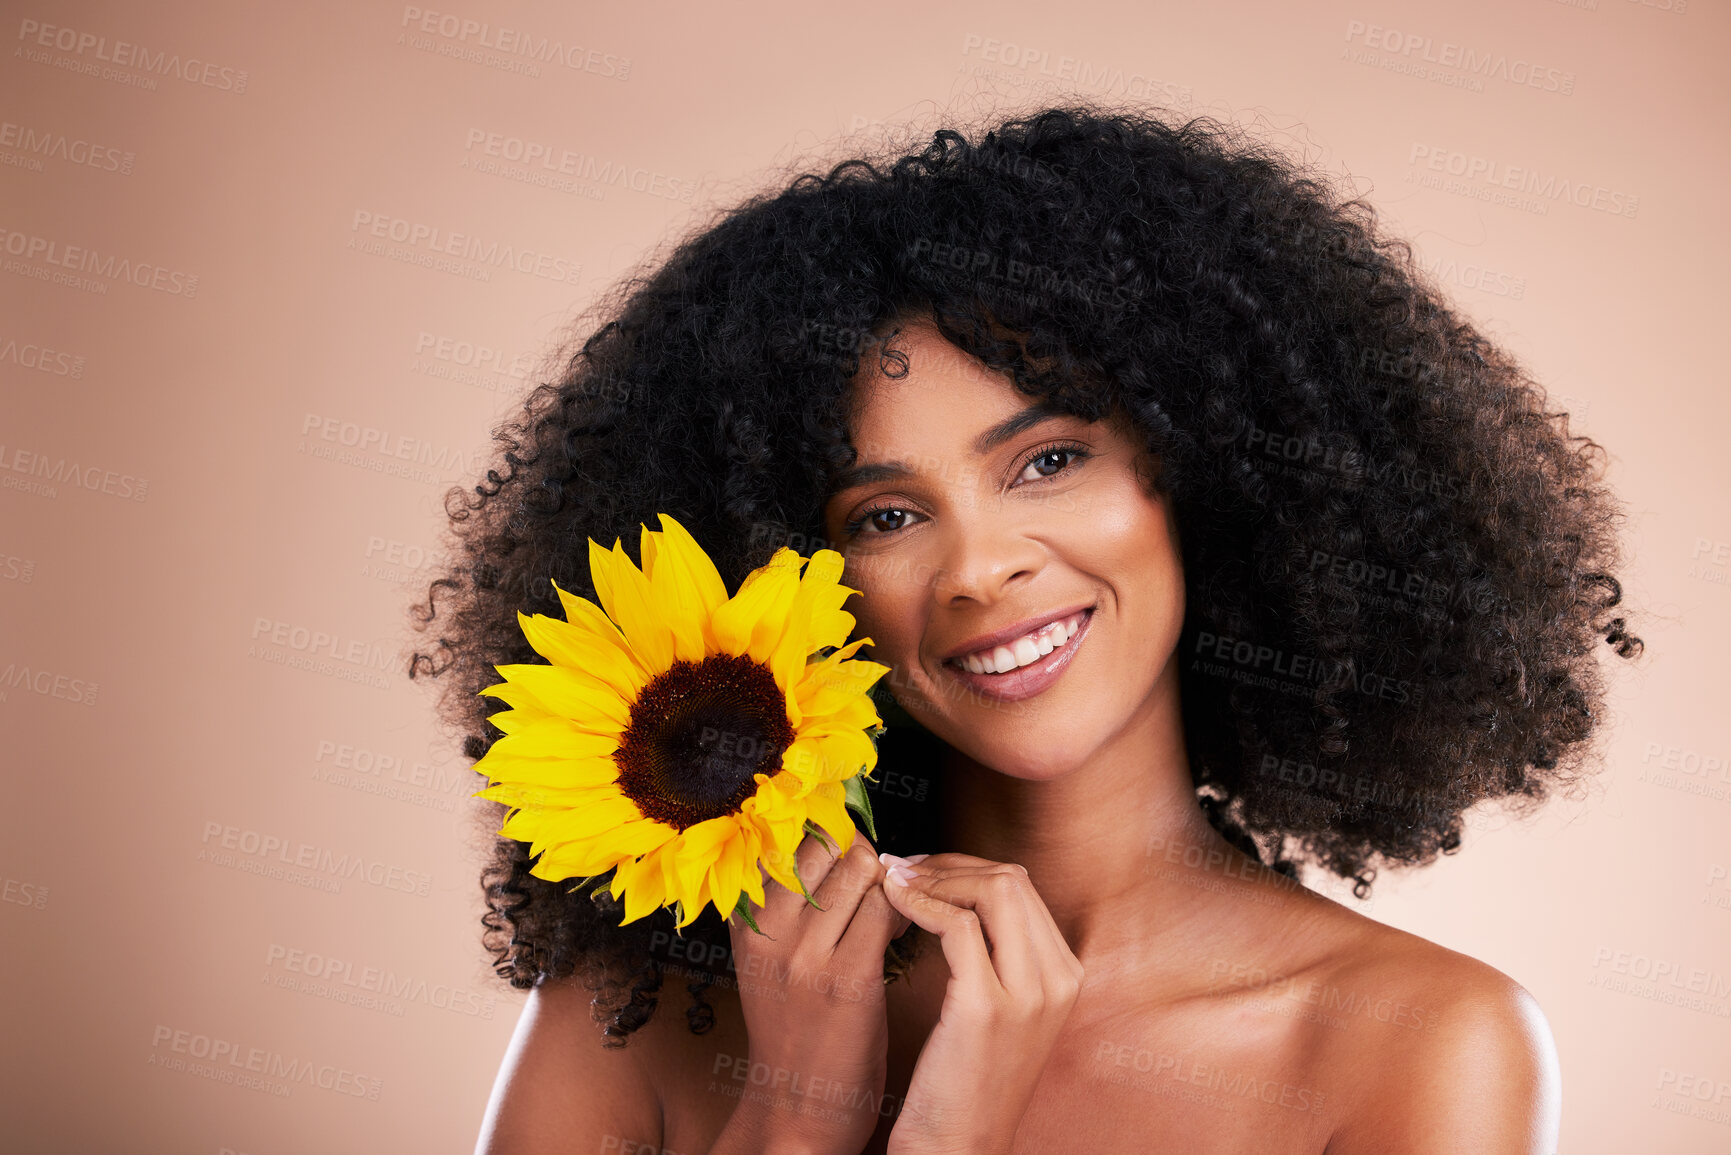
939;608;1095;703
939;601;1097;662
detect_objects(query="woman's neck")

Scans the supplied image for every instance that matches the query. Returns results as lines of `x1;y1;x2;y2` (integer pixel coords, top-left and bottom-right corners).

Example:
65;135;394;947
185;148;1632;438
934;669;1325;996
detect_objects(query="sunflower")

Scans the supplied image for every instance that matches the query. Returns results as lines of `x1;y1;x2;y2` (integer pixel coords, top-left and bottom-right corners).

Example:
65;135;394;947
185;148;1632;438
471;514;890;932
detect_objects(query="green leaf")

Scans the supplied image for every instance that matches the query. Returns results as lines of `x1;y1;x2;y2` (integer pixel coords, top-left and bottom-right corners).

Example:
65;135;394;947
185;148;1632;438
789;868;826;912
565;871;613;898
802;818;835;853
844;772;878;842
731;894;769;937
792;821;830;910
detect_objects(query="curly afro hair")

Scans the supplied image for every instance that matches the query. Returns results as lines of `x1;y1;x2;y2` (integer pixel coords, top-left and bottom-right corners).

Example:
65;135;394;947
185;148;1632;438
408;101;1640;1046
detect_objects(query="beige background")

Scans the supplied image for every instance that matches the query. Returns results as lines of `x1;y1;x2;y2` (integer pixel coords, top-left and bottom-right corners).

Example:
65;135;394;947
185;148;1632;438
2;0;1727;1151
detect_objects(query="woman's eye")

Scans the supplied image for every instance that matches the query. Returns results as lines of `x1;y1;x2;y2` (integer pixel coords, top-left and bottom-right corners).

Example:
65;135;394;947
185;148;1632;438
852;507;914;535
1018;448;1077;483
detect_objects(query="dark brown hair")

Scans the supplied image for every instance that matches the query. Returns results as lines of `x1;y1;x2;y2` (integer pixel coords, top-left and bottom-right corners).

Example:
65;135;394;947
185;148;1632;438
408;102;1640;1045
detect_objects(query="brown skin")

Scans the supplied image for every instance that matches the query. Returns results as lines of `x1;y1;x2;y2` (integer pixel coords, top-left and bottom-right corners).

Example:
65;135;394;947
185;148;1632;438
716;831;914;1155
475;318;1563;1154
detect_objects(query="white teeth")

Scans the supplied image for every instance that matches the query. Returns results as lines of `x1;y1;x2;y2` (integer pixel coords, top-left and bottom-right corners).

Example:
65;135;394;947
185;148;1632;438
956;611;1088;675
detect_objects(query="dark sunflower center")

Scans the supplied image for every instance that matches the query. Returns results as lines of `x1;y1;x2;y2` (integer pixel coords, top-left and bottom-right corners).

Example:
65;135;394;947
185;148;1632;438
612;653;795;831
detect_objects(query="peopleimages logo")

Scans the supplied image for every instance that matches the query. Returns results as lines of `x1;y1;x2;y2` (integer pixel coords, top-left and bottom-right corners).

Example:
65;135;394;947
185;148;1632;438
397;7;631;80
0;661;98;706
148;1024;380;1099
0;227;199;296
0;333;86;377
0;442;149;501
0;119;134;174
462;129;703;202
199;820;434;897
347;210;581;285
15;18;250;92
265;943;497;1019
1408;144;1639;219
1343;20;1575;94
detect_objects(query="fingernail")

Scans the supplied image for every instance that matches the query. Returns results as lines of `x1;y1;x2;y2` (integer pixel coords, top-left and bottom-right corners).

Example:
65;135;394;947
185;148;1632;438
879;852;910;868
904;853;929;864
885;864;914;886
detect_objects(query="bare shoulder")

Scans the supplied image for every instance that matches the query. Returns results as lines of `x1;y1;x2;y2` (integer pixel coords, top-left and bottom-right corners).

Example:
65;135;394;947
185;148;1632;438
1313;910;1562;1155
472;972;666;1155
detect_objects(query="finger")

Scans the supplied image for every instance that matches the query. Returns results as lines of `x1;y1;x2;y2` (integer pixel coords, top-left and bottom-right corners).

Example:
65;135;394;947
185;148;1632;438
802;836;890;954
747;831;851;934
903;861;1075;950
1014;883;1083;995
897;862;1080;997
831;862;912;974
891;866;1039;991
880;867;996;993
881;852;1072;980
885;851;993;872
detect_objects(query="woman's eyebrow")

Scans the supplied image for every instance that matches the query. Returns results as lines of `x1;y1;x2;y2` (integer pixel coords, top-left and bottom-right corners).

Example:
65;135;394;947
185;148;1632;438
971;401;1069;455
830;402;1072;492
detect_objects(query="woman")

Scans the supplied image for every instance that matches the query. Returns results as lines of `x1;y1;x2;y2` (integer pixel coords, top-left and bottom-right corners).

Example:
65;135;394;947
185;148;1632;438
411;103;1639;1154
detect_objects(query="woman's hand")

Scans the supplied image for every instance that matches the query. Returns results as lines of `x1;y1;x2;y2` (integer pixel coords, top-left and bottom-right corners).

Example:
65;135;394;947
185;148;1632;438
878;852;1085;1155
721;830;912;1155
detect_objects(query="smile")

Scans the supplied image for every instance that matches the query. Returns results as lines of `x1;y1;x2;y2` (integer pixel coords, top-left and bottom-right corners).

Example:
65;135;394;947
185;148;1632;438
954;610;1087;673
940;607;1096;703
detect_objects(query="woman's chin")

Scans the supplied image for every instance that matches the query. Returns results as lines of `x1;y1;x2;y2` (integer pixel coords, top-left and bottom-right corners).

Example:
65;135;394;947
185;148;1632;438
940;731;1095;782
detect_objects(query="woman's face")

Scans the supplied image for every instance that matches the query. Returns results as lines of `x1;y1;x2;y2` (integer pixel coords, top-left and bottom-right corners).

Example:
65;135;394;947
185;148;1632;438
821;319;1187;780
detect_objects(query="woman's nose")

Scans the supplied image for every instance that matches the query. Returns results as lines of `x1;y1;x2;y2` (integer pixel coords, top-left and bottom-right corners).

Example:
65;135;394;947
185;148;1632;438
936;515;1045;606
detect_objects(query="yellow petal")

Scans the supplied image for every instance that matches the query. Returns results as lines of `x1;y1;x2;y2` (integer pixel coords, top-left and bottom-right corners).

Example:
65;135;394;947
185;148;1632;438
552;583;654;684
781;728;877;784
471;749;620;790
501;791;643;842
795;643;889;721
665;816;735;916
490;663;635;730
477;780;621;809
482;714;623;760
610;851;669;925
588;537;675;673
768;550;850;724
711;548;802;662
804;780;857;848
477;704;528;734
751;832;802;896
644;514;729;660
794;689;882;738
535;820;674;877
708;828;749;916
743;774;818;890
807;607;858;653
651;841;700;927
519;607;647;699
476;680;553;720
